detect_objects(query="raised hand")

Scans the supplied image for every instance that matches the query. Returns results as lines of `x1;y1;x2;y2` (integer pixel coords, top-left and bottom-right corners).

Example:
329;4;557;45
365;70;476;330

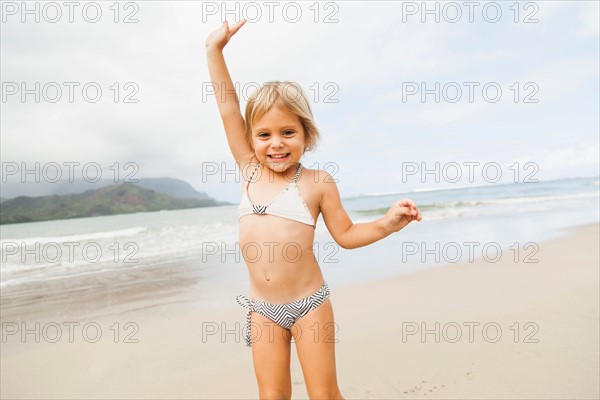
380;198;422;234
205;19;247;51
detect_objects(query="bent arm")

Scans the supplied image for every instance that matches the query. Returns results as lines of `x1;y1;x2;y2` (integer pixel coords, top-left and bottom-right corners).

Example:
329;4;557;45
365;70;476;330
340;220;391;250
319;171;392;250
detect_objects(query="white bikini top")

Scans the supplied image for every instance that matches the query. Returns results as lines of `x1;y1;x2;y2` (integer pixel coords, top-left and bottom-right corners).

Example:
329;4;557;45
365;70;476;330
237;163;316;229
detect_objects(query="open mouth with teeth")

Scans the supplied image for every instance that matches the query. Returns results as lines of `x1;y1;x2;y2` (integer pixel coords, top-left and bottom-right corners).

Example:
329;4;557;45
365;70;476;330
268;153;290;160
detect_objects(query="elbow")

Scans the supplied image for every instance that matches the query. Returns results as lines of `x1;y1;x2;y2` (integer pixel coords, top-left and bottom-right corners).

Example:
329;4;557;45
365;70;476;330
338;237;354;250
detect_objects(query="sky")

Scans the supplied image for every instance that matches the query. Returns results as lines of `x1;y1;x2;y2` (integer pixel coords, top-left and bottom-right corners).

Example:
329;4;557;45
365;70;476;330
1;0;599;203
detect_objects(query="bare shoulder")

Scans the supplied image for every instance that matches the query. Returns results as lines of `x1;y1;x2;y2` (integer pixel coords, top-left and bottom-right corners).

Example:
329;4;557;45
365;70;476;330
307;166;352;247
312;168;338;187
300;167;339;206
299;164;319;177
299;166;331;185
238;153;259;170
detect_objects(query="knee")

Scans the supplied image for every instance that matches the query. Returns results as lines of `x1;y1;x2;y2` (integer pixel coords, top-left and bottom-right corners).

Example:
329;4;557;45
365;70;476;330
258;387;292;400
308;387;344;400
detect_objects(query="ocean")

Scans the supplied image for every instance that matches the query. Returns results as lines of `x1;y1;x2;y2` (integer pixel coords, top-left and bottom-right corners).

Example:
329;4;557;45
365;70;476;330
1;175;598;323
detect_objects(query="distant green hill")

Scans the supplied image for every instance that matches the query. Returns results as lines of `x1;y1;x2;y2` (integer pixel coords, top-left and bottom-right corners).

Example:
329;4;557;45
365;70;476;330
0;183;227;225
1;177;216;200
135;178;211;200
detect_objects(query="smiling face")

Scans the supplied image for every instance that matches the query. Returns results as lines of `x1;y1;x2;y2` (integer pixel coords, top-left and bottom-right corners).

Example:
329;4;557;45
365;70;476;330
251;106;306;173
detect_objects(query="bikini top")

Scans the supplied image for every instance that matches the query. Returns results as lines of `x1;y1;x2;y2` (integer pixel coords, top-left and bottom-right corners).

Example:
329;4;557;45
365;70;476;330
237;162;317;229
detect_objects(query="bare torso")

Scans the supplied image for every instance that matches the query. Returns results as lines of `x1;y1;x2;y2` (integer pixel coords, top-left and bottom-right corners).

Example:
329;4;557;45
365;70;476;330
239;163;323;303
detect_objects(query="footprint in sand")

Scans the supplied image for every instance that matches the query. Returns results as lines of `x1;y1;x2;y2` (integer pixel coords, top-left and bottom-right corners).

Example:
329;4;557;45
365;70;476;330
403;381;449;397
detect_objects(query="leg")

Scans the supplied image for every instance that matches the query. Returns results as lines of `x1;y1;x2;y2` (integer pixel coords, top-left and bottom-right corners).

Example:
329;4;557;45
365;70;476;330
250;310;293;399
291;297;344;400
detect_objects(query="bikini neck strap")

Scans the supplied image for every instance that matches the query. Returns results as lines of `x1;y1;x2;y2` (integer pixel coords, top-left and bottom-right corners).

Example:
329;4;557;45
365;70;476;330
248;162;303;183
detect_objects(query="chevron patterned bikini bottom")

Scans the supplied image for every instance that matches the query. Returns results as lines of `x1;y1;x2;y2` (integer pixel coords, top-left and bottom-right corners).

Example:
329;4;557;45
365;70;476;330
236;280;330;347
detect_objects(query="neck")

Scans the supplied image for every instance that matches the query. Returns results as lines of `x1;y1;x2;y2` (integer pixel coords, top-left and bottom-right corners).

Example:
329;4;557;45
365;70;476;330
261;162;300;182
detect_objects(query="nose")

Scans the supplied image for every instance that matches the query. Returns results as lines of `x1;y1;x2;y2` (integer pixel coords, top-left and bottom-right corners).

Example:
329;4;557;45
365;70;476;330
271;138;285;148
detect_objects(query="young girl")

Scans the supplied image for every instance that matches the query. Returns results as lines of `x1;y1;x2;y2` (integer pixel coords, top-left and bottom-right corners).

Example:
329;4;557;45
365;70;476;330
206;20;422;400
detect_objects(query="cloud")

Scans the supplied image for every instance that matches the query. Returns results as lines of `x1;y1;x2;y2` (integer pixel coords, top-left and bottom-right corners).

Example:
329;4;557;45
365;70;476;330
521;55;599;102
510;141;600;179
1;2;598;202
576;2;600;37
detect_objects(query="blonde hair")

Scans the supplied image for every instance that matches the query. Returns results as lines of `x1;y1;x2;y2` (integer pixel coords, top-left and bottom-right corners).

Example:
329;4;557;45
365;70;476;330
243;81;320;160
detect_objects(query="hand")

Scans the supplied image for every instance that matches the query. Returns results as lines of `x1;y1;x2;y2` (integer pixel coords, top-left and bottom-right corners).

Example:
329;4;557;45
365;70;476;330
205;20;246;51
380;198;422;234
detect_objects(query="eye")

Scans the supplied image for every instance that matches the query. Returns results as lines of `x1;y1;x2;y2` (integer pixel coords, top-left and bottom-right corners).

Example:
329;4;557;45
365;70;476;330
258;132;269;138
283;130;295;135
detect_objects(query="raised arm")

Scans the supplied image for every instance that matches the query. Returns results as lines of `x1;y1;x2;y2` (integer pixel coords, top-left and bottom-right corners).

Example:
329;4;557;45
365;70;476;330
205;20;253;165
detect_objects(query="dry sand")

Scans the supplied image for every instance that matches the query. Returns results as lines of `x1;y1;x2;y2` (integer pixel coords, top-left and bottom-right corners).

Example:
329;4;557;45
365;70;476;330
1;223;598;399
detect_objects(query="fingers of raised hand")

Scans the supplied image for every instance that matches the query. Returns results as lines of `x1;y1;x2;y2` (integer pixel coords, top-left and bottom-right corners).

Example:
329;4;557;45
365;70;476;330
225;19;246;36
231;19;246;34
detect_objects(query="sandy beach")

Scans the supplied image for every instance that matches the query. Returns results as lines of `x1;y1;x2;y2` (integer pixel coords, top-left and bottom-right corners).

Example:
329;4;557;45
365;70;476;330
1;222;598;399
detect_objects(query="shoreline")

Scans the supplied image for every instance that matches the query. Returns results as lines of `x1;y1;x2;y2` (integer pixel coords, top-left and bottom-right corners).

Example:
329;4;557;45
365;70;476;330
1;222;598;399
3;218;594;328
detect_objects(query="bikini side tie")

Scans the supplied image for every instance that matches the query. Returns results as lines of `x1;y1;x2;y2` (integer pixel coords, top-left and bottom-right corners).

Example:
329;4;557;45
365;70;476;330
236;294;254;347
